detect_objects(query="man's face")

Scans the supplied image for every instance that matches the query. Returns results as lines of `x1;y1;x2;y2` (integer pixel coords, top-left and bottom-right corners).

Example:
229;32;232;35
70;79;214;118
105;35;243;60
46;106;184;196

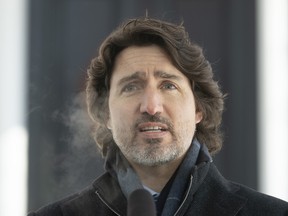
107;45;202;166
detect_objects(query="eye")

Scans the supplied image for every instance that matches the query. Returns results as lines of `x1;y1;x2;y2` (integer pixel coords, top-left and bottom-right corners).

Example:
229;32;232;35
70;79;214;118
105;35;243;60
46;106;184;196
122;83;140;93
161;82;177;90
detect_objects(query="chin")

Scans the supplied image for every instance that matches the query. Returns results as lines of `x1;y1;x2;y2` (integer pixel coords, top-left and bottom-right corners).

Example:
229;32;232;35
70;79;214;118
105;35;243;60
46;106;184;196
131;151;179;167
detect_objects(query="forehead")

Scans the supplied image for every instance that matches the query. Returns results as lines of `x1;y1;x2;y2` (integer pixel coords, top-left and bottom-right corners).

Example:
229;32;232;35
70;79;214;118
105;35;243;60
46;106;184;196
111;45;187;81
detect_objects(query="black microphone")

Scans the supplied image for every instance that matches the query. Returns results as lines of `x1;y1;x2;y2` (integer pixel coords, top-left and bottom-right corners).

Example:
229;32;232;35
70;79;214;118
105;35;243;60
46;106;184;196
127;189;157;216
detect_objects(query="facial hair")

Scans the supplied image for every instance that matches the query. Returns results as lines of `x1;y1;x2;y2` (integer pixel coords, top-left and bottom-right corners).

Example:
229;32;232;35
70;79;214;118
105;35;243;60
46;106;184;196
112;113;193;167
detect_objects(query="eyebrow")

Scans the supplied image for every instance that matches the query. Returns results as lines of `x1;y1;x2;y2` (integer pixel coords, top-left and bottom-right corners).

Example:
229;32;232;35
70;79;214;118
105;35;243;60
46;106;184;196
116;70;183;86
117;71;143;86
154;71;182;80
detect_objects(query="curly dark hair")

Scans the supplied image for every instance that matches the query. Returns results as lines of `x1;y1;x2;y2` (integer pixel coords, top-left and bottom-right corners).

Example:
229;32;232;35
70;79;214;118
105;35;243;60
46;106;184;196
86;17;225;156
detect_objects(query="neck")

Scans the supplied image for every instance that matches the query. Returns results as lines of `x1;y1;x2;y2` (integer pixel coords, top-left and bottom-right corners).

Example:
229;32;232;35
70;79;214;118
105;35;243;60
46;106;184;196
129;157;184;193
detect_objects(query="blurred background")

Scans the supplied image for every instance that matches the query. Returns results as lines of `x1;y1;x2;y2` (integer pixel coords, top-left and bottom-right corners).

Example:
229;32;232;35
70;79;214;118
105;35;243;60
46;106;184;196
0;0;287;215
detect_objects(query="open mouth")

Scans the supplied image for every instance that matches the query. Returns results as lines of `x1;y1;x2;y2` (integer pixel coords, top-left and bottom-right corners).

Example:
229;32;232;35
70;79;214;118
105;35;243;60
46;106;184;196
139;126;167;132
138;123;168;132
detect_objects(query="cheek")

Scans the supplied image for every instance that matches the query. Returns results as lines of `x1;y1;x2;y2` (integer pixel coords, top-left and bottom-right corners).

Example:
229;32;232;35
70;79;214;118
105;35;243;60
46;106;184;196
173;93;196;112
108;101;135;129
173;97;199;126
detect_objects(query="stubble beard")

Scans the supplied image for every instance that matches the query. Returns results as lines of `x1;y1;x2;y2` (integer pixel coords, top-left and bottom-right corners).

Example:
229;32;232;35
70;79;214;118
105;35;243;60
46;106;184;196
113;116;189;167
131;136;182;166
115;136;181;167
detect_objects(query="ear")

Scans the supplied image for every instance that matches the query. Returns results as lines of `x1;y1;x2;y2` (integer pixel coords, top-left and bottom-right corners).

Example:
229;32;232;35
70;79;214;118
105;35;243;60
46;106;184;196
195;111;203;124
106;117;112;130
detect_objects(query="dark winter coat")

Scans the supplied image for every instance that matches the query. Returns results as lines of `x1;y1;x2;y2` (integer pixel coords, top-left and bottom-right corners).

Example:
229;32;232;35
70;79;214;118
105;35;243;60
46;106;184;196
28;150;288;216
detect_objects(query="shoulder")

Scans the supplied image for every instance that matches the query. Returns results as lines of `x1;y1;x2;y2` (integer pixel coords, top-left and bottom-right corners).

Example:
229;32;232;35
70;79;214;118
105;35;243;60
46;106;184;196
27;192;80;216
27;185;96;216
233;182;288;214
27;173;114;216
206;163;288;215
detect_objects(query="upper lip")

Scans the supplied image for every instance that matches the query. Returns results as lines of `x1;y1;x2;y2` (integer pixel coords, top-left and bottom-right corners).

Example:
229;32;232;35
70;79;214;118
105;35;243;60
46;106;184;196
137;122;168;132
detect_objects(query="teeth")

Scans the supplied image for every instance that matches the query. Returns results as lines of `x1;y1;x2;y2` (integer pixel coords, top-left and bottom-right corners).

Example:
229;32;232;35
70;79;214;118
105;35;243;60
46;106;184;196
141;126;163;131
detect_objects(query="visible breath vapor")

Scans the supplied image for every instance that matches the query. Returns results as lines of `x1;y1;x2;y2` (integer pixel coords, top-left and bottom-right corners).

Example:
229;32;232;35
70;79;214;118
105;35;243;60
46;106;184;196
62;92;94;149
52;92;104;195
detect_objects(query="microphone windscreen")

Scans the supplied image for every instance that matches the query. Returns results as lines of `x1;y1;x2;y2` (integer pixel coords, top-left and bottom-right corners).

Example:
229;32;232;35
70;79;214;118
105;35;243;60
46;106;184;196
127;189;157;216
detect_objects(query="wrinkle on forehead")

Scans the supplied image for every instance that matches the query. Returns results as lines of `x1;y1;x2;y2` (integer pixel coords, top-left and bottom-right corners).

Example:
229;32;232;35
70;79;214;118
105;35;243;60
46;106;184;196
116;70;183;87
110;45;191;90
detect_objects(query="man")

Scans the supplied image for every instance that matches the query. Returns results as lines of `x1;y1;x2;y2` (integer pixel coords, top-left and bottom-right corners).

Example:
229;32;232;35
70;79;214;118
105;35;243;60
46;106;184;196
28;17;288;216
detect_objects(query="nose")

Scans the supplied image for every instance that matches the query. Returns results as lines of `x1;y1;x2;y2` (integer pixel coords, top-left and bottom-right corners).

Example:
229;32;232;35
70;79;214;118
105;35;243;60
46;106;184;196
140;88;163;115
